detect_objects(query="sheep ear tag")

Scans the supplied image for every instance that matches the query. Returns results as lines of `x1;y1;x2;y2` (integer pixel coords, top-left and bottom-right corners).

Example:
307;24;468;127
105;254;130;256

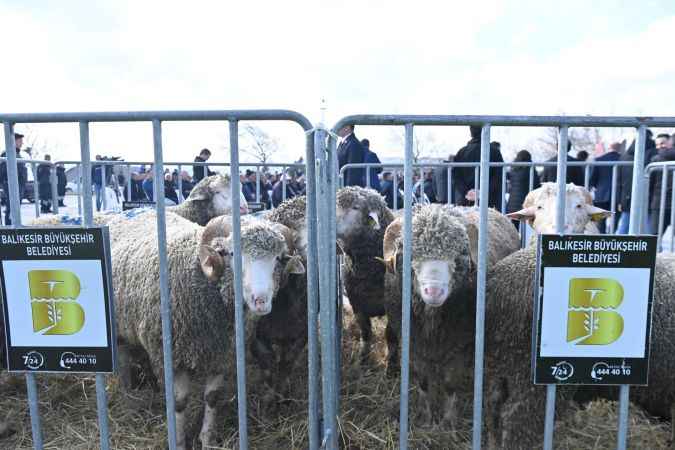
587;206;612;222
368;211;380;230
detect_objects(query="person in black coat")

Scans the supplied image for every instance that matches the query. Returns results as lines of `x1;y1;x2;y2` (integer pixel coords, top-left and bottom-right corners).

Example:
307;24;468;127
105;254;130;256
432;156;453;204
380;172;402;209
616;131;656;234
453;127;504;209
337;124;365;187
56;164;67;207
506;150;541;227
589;143;621;233
37;155;53;213
0;133;28;225
541;141;585;187
648;145;675;235
193;148;215;182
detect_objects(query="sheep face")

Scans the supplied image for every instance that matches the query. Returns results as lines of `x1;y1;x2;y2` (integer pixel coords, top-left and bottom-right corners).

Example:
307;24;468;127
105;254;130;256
507;183;610;234
200;223;305;316
412;259;454;307
336;187;383;240
189;174;249;215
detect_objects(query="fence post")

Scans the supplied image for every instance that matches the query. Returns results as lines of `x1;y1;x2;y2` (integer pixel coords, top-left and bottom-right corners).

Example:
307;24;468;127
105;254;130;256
150;120;179;450
51;164;59;214
399;123;414;449
228;120;249;450
472;124;491;449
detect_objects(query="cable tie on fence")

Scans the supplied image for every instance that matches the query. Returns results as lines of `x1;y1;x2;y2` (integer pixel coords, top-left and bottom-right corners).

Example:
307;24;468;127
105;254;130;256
305;125;339;140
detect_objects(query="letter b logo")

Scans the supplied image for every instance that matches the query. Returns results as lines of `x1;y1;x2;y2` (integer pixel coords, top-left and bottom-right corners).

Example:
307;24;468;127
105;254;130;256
567;278;623;345
28;270;85;335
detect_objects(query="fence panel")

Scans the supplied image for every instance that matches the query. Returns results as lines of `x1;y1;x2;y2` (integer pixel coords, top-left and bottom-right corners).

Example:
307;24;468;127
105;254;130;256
0;109;319;450
328;114;675;450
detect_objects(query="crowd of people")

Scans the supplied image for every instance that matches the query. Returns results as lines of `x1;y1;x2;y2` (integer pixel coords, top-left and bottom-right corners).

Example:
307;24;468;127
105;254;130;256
337;125;675;235
2;127;675;234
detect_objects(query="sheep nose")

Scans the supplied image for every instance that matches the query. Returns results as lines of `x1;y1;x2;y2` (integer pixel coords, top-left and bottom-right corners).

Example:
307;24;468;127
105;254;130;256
424;286;443;298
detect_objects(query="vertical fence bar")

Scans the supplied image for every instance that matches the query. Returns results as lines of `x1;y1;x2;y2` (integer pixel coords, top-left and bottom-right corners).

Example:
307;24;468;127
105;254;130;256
176;164;183;203
228;120;249;450
472;124;491;449
77;164;82;215
306;130;321;450
399;123;414;449
584;165;590;190
670;171;675;252
126;165;132;203
328;134;340;433
617;124;647;450
447;167;452;205
5;122;44;450
150;120;178;450
657;166;668;248
366;163;371;188
609;165;618;234
51;165;59;214
393;170;398;210
31;162;39;218
256;166;261;203
77;122;111;450
501;165;507;214
473;167;479;207
544;125;568;450
282;166;287;201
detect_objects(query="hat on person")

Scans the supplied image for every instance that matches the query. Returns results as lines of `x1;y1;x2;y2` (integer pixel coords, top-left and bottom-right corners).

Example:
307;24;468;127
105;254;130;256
14;132;24;139
245;169;254;177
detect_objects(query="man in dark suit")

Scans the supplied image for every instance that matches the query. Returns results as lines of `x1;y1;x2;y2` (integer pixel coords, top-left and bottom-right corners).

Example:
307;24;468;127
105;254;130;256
589;142;621;233
193;148;215;183
337;124;365;187
541;140;585;187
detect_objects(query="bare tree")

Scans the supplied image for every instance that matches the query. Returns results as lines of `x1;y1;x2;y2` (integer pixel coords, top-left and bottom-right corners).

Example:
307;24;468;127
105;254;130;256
18;125;57;160
239;125;279;168
388;128;444;163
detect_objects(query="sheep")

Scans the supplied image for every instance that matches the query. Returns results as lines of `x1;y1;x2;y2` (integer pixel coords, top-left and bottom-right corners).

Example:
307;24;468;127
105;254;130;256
110;213;304;449
381;204;520;425
507;182;611;235
487;184;675;448
334;186;395;361
203;213;309;399
30;173;248;228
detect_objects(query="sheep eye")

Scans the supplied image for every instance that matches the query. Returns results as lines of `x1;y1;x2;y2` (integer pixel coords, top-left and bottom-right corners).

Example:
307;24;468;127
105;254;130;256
576;204;582;209
537;206;543;210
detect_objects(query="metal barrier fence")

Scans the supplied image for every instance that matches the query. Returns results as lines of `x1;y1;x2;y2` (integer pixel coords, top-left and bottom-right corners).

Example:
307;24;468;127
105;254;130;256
2;112;675;450
0;110;320;450
324;114;675;450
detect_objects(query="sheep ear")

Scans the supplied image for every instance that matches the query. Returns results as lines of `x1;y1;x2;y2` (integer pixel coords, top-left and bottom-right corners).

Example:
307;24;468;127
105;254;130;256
189;182;211;201
284;255;306;275
367;211;380;230
586;205;612;222
463;222;479;269
506;206;537;222
199;245;225;282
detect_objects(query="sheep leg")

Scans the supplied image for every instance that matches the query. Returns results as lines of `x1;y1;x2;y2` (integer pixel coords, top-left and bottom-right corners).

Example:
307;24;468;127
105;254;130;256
441;391;459;430
490;384;545;450
385;319;400;376
356;312;373;361
199;374;225;449
174;371;193;450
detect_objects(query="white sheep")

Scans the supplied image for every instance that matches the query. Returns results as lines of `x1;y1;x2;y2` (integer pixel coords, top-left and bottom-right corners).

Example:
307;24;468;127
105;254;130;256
110;213;304;449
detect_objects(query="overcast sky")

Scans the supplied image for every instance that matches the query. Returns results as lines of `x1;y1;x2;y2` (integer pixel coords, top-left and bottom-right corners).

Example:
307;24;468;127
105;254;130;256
1;0;674;166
